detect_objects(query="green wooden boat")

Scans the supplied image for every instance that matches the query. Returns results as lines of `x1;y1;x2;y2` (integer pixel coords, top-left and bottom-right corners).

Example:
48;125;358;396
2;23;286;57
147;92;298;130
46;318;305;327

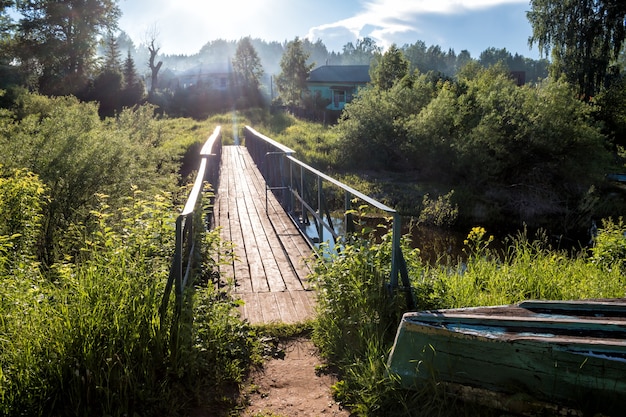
387;299;626;416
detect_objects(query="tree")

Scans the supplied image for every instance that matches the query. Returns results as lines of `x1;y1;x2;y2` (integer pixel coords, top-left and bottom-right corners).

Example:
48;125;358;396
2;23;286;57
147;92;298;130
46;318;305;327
528;0;626;99
302;38;329;67
102;32;121;72
90;32;123;117
370;44;409;90
456;50;474;72
92;70;122;117
276;37;314;108
479;47;513;68
116;30;137;58
341;37;380;65
15;0;120;96
232;36;264;107
0;0;12;40
0;1;21;92
146;27;162;98
121;50;145;108
335;71;437;170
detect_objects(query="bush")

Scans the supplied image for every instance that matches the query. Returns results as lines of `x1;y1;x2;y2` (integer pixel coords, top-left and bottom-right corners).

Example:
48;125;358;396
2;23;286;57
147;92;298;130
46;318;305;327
311;227;426;416
0;190;259;416
589;217;626;272
0;93;200;265
0;167;46;270
0;101;260;415
332;64;613;233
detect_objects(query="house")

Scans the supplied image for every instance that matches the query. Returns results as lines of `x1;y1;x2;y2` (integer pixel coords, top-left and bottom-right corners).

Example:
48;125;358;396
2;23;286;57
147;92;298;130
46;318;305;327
168;62;233;91
306;65;370;111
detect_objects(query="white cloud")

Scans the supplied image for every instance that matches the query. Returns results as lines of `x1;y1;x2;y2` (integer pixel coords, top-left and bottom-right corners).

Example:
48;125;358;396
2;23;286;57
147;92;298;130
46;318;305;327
306;0;527;51
118;0;533;57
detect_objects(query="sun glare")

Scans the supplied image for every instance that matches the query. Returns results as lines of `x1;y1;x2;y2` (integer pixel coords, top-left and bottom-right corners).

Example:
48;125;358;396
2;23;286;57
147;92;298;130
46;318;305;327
177;0;265;21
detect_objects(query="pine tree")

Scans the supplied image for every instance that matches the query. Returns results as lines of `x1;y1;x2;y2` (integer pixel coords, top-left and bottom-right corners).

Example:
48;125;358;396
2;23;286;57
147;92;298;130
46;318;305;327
103;33;122;72
276;37;314;107
371;44;409;90
121;50;145;108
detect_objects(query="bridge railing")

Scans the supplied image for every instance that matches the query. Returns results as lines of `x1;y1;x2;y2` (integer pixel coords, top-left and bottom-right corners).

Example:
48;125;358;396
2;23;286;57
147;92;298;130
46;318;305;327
160;126;222;326
244;126;411;299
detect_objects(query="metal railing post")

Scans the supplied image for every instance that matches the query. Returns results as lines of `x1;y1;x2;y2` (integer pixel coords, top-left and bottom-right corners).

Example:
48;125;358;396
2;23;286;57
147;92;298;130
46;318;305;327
317;175;323;242
390;213;401;289
173;216;185;317
289;159;294;213
345;191;354;235
300;165;305;224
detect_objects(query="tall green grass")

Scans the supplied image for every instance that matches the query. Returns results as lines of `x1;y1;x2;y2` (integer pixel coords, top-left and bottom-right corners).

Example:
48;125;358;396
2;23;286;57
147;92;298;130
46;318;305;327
0;185;260;416
311;224;626;416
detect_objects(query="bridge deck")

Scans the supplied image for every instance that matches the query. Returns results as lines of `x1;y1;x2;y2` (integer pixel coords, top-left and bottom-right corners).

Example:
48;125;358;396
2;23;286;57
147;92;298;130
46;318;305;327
215;146;316;324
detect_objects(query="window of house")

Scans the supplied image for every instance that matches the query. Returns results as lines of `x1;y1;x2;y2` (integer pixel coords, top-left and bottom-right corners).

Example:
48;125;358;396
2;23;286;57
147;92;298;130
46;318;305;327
333;90;345;107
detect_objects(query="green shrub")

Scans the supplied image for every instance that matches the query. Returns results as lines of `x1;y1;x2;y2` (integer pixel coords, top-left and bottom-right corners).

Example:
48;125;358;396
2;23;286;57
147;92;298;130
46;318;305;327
0;93;214;265
0;176;257;416
0;166;46;270
311;225;625;416
311;227;425;416
589;217;626;272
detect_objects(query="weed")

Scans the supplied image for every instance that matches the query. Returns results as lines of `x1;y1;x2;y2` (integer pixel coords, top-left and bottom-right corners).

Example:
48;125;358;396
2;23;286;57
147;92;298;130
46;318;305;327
311;224;625;416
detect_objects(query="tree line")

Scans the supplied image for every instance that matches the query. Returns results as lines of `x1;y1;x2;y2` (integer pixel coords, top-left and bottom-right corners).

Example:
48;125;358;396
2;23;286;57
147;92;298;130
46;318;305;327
1;0;555;119
270;2;626;236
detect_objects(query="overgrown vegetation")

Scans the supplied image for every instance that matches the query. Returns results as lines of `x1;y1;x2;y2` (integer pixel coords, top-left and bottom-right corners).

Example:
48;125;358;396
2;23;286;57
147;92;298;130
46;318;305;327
311;221;626;416
0;94;262;416
1;1;625;416
334;63;617;232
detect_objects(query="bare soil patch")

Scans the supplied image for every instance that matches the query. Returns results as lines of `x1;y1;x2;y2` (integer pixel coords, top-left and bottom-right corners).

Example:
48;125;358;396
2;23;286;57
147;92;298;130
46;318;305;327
239;337;351;417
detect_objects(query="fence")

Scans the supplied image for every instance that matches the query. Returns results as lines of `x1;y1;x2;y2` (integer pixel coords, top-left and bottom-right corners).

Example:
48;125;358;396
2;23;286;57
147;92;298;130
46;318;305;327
243;126;411;304
160;126;222;325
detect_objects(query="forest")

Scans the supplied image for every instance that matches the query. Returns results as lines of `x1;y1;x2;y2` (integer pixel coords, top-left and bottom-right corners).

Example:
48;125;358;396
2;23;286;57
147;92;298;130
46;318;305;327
1;0;626;416
0;2;551;117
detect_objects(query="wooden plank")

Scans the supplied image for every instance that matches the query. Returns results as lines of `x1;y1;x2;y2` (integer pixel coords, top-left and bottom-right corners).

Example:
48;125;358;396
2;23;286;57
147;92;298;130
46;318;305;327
247;157;315;262
519;299;626;317
254;201;310;291
273;291;299;324
234;195;268;292
237;293;262;325
407;312;626;335
257;292;282;324
242;150;314;290
216;194;234;287
238;193;285;292
290;290;316;323
219;154;254;293
215;146;317;324
232;149;288;293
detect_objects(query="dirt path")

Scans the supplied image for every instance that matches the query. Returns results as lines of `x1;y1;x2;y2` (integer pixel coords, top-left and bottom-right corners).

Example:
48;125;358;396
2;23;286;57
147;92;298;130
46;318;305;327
239;338;351;417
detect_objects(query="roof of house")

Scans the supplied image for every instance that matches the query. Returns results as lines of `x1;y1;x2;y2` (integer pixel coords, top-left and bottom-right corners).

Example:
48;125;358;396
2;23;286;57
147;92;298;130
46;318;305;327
307;65;370;84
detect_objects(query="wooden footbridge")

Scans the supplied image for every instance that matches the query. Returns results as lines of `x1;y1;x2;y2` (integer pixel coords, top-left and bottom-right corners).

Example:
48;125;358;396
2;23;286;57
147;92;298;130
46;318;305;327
161;125;410;326
215;144;315;324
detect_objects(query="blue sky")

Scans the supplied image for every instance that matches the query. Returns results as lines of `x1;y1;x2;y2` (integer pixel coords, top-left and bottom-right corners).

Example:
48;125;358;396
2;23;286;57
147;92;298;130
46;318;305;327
118;0;541;59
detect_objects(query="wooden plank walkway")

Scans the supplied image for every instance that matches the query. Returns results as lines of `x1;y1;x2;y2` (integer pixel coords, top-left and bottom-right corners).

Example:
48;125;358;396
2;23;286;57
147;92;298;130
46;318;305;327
215;146;316;324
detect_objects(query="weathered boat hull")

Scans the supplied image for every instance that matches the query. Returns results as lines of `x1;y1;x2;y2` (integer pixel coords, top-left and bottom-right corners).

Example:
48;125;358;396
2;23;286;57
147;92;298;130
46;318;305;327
387;299;626;416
